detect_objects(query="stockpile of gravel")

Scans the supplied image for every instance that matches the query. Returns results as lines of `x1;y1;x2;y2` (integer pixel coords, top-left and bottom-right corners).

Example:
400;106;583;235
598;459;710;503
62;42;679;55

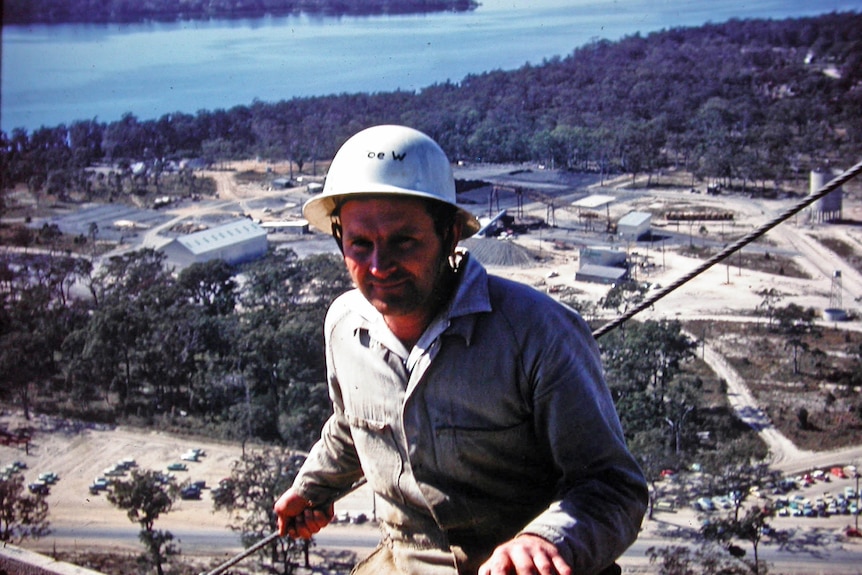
462;237;538;268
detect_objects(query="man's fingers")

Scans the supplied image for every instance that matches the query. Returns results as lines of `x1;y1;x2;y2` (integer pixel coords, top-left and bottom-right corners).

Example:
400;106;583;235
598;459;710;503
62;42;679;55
286;507;332;539
478;535;572;575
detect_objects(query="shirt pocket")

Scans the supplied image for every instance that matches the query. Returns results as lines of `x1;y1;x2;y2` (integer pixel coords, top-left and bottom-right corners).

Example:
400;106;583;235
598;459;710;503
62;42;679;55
434;418;553;500
344;411;406;504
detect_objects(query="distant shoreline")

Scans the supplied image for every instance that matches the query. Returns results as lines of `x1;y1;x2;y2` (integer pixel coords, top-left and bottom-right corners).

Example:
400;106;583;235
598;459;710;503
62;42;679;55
2;0;479;26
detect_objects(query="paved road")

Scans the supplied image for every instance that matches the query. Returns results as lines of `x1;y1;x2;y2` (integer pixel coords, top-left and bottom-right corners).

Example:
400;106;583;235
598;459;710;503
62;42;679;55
40;513;862;575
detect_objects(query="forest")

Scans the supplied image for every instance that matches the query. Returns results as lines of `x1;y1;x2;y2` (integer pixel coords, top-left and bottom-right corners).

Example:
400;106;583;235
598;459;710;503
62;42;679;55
2;9;862;478
1;0;478;24
3;11;861;452
4;15;862;573
0;242;762;475
2;11;861;204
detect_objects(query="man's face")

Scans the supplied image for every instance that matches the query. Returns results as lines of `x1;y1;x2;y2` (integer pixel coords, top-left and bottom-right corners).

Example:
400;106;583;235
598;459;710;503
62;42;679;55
339;197;454;321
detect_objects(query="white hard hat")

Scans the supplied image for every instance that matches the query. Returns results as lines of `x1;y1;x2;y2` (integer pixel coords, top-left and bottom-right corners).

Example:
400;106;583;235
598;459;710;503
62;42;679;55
303;125;480;237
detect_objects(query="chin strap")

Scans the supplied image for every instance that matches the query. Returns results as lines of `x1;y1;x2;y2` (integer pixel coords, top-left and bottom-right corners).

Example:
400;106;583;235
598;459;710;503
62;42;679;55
331;220;344;253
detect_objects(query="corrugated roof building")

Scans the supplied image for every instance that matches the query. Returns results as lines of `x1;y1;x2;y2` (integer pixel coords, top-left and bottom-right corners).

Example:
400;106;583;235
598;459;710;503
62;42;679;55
160;219;268;268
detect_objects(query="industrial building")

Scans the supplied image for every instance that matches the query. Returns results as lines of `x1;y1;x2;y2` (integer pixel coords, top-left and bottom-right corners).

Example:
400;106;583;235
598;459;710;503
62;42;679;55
259;220;309;234
617;211;652;241
160;219;268;268
575;246;629;284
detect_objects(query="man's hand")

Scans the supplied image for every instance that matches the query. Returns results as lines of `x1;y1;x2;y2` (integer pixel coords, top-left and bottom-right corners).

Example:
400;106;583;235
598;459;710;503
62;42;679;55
273;488;333;539
478;534;572;575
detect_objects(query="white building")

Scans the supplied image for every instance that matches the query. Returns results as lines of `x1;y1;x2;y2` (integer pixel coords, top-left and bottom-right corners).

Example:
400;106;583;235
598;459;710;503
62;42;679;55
617;211;652;241
259;220;309;235
576;246;629;284
160;219;268;268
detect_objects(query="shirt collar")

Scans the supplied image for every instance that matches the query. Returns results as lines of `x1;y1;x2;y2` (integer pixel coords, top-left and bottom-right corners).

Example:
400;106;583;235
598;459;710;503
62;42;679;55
349;249;492;352
438;250;492;346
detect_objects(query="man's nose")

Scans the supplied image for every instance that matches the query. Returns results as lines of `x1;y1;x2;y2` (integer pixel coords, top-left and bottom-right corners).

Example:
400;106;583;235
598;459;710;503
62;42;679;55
370;245;395;276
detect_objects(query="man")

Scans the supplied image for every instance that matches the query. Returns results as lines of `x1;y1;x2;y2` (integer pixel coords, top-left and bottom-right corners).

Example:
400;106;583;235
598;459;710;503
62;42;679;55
274;125;647;575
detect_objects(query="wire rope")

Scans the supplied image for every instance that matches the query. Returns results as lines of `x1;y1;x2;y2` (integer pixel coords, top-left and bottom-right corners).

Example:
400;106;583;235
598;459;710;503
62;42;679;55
592;159;862;339
201;160;862;575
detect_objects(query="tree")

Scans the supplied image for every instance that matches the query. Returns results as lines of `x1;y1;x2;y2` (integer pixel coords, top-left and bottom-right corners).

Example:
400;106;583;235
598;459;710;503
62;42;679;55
602;319;697;398
177;259;238;316
701;505;773;575
754;288;782;328
664;381;699;456
773;302;818;336
696;436;774;521
87;221;99;258
628;428;677;520
796;406;810;430
107;469;179;575
647;543;751;575
0;474;50;544
784;336;809;375
213;448;311;574
598;280;647;315
0;254;82;420
773;303;819;374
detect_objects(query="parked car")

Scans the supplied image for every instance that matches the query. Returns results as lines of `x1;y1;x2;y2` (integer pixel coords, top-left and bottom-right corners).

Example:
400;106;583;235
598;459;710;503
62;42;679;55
28;481;49;495
181;448;206;462
694;497;715;511
89;478;110;494
103;465;126;477
830;466;847;479
180;485;201;500
38;472;59;484
166;462;188;471
118;458;137;469
155;472;174;485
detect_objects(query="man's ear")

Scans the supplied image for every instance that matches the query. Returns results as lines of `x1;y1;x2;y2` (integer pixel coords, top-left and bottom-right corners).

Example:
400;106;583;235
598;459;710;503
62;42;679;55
448;220;464;256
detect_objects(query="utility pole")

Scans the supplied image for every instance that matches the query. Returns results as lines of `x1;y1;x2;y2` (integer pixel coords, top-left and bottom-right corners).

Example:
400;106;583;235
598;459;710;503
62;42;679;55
855;469;860;532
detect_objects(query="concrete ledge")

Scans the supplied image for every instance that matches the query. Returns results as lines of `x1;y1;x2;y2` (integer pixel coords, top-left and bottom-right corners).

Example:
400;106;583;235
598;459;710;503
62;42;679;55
0;544;104;575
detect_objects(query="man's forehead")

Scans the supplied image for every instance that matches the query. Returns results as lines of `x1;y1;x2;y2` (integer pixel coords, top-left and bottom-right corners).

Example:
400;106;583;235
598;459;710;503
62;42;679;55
340;196;429;217
339;197;432;230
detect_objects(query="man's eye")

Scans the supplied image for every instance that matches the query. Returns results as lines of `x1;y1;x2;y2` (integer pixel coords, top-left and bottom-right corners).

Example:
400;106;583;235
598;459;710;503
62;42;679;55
347;238;372;251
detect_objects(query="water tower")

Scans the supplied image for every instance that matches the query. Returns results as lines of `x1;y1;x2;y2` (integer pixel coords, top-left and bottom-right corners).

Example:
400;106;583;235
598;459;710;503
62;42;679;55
823;270;848;322
809;168;843;223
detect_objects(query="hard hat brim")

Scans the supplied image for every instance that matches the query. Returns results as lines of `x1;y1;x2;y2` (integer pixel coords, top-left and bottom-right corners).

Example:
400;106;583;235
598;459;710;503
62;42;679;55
303;187;481;238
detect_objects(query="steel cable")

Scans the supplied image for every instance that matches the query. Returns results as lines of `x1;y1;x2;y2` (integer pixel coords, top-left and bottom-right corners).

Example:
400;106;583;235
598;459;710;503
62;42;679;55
591;159;862;339
201;160;862;575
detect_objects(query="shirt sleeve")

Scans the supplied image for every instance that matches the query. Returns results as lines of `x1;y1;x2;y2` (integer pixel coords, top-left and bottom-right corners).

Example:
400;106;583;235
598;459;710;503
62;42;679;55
291;297;365;506
517;306;648;574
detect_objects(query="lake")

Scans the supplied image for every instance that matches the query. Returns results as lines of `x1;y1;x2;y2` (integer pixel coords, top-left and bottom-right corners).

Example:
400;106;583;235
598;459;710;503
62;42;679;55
1;0;858;133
